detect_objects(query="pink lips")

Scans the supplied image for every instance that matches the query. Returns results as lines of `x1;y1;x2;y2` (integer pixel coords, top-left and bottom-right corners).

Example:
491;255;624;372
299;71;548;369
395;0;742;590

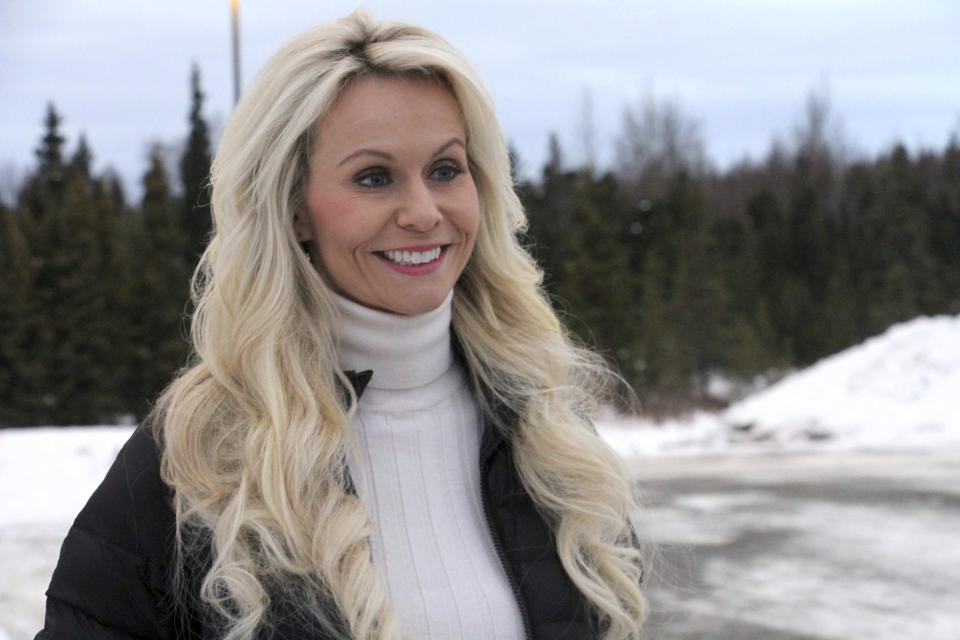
377;245;447;275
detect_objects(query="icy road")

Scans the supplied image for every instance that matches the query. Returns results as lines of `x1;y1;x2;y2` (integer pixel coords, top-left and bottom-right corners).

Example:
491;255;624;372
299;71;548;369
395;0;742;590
632;451;960;639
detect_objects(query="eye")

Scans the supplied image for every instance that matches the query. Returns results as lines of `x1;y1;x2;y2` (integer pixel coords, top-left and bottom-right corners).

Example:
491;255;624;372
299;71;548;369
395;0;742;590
355;169;392;188
430;162;464;182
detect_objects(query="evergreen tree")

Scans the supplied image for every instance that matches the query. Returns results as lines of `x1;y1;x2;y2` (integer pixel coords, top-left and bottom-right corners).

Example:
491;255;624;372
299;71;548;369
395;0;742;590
522;133;575;290
658;173;730;395
17;164;113;424
54;171;119;423
131;146;191;418
928;138;960;312
180;63;213;264
68;133;94;184
0;207;33;425
634;247;689;411
91;172;135;420
20;103;68;215
707;214;782;379
36;103;67;177
554;173;636;399
858;146;938;333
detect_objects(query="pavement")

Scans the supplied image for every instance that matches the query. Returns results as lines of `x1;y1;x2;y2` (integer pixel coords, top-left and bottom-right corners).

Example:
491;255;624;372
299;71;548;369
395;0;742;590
630;451;960;639
4;451;959;639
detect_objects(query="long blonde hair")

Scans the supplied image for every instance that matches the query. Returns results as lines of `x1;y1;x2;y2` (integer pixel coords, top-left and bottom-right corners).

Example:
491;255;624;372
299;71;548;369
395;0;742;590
152;11;645;639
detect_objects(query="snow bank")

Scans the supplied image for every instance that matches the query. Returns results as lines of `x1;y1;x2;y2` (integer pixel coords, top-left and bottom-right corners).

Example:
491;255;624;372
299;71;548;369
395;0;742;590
601;314;960;456
724;315;960;451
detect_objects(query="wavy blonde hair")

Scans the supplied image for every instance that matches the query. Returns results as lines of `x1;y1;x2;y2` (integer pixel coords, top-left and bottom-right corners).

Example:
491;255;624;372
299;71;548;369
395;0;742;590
151;10;645;640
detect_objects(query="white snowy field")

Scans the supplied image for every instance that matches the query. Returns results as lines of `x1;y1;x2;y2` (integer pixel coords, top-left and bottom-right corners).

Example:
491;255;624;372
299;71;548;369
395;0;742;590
2;314;959;639
0;427;133;640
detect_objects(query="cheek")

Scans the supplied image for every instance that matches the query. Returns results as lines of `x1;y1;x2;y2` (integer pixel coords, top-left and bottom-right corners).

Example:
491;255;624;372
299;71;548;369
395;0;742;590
460;189;481;239
307;194;361;253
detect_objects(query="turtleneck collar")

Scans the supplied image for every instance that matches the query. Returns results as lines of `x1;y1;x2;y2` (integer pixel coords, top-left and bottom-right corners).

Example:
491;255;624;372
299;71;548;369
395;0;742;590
332;290;454;391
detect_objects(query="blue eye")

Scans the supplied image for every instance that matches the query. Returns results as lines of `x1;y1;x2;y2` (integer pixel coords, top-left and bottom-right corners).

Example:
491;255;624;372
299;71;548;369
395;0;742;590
355;170;391;188
432;163;463;182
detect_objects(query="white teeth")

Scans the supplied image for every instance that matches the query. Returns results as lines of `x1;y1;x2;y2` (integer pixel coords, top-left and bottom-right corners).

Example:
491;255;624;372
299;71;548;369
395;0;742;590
383;247;442;266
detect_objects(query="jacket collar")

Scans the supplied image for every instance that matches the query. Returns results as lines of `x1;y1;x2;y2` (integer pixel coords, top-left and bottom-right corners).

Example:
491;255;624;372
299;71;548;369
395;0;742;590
343;369;373;398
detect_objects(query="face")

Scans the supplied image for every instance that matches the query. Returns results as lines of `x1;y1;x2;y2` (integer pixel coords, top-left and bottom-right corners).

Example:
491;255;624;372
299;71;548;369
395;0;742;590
296;75;481;316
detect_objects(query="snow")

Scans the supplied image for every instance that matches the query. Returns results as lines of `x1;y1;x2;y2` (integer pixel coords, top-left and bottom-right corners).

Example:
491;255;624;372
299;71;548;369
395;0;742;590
0;426;134;528
2;313;960;638
3;314;956;529
600;314;960;457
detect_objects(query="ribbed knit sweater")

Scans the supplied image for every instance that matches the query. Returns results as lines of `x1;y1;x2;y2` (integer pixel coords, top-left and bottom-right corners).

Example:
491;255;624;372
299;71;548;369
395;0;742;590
333;291;525;640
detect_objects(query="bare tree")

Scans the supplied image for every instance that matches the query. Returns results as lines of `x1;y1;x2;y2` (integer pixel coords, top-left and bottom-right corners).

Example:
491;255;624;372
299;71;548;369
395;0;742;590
616;93;708;199
578;88;597;172
792;85;851;172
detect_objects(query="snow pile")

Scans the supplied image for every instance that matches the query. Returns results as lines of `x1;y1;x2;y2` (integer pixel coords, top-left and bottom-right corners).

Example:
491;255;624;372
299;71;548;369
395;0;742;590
724;315;960;451
601;314;960;456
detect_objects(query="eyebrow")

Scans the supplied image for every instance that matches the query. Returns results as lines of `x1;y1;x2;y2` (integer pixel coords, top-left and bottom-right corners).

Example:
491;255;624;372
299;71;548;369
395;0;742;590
336;137;466;168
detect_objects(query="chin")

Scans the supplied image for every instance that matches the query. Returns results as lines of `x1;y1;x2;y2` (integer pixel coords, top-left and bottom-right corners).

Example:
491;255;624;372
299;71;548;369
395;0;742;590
383;291;450;316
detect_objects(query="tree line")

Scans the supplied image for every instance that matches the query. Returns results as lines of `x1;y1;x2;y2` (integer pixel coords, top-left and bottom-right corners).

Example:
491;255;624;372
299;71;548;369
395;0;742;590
1;75;958;425
1;66;210;426
520;95;960;413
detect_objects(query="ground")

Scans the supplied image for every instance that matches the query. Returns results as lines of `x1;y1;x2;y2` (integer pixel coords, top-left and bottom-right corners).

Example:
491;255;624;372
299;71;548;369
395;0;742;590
4;442;959;639
632;451;960;639
6;315;960;637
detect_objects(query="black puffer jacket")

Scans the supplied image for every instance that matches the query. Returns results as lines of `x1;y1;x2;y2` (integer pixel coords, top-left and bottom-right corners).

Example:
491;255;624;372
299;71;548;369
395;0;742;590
36;373;597;639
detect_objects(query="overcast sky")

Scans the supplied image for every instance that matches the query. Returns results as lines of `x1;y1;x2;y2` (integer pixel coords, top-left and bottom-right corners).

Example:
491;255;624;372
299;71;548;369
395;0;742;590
2;0;958;200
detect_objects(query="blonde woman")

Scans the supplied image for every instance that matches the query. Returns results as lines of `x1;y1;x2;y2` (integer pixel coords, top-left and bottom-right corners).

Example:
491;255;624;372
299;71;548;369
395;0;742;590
37;11;645;640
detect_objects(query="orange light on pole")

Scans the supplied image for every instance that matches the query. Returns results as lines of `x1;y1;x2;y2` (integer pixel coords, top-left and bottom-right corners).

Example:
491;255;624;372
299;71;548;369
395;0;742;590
230;0;241;105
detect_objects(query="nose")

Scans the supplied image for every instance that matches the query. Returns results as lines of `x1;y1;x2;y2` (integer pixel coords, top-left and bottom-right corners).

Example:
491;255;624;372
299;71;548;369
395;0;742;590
395;178;442;231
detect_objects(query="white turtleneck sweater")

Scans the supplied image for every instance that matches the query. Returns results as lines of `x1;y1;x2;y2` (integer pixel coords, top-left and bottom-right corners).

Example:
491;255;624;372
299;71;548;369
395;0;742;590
333;291;525;640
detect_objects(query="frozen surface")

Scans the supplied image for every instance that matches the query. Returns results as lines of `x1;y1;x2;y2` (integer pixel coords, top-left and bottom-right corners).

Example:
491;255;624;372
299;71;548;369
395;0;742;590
631;452;960;639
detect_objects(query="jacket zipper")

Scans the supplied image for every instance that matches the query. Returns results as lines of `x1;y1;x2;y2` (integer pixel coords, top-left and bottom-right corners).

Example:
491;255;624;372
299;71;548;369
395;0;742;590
479;454;533;640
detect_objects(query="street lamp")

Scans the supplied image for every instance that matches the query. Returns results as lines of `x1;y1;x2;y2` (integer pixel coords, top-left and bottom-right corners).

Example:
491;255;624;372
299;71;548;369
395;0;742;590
231;0;241;105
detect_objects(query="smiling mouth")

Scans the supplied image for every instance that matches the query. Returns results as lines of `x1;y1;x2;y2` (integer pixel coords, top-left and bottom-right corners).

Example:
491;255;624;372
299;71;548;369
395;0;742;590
378;246;445;266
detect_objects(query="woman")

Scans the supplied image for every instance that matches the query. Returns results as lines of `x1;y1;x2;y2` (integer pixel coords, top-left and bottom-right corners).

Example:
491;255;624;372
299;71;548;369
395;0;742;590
37;11;645;640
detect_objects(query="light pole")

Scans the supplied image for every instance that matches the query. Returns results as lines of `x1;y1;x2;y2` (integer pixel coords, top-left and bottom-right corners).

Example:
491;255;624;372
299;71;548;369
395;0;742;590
231;0;241;105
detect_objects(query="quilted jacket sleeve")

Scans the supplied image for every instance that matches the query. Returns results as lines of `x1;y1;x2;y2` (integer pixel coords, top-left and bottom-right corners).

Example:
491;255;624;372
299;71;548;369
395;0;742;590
34;426;178;640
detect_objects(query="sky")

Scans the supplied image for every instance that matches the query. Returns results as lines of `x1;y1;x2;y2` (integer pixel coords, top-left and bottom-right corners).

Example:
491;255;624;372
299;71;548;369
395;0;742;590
2;0;959;200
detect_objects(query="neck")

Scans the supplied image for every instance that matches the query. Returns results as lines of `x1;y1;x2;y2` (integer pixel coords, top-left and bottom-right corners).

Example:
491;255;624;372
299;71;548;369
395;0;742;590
332;291;454;391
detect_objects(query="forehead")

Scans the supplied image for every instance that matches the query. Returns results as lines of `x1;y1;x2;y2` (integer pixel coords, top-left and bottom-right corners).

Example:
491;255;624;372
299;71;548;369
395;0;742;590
313;75;467;157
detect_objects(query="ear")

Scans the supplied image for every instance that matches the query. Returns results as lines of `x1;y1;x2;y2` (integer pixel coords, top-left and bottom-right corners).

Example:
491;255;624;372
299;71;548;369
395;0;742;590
293;212;313;243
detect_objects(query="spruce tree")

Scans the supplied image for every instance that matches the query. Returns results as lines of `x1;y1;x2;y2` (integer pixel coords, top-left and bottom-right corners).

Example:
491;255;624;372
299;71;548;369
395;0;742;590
132;146;191;418
524;133;575;290
53;170;116;423
36;103;67;178
929;138;960;312
0;208;33;425
20;103;67;216
634;247;689;411
68;134;94;184
180;63;213;265
555;173;636;398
